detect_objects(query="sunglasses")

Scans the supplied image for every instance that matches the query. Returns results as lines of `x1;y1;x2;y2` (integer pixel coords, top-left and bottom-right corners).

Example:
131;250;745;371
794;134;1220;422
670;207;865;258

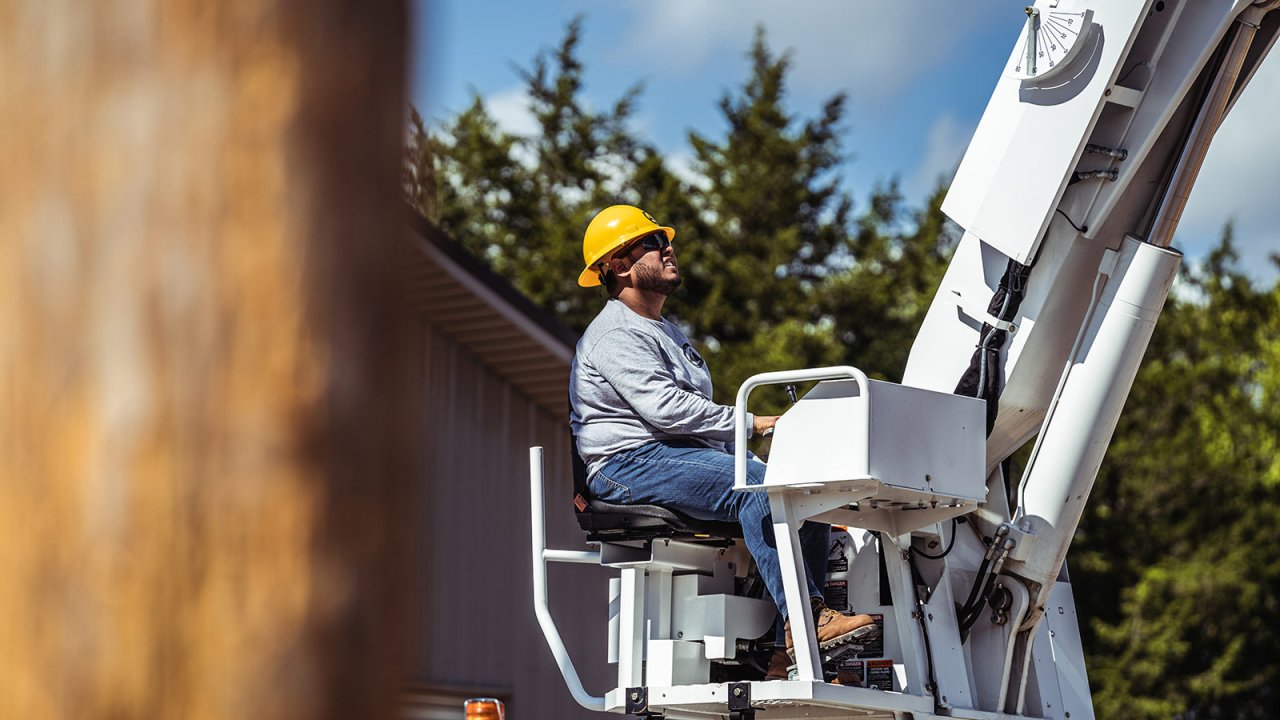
621;232;672;257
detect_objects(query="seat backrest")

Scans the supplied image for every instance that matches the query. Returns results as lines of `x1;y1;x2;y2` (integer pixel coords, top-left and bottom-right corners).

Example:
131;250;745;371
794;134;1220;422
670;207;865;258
569;432;591;513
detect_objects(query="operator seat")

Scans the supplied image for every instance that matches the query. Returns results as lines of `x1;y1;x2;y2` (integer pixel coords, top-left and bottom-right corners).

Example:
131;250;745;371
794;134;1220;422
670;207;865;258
570;435;742;543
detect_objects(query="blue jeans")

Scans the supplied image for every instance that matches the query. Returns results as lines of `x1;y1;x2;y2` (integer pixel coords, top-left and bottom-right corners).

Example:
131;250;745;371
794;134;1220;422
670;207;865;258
592;440;831;624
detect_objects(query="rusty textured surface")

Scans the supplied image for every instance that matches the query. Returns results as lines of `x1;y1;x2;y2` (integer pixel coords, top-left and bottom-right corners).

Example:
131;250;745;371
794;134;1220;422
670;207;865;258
0;2;413;717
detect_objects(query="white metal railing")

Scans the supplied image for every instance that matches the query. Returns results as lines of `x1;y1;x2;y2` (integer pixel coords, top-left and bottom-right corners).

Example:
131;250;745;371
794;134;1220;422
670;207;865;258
732;365;871;490
528;446;606;712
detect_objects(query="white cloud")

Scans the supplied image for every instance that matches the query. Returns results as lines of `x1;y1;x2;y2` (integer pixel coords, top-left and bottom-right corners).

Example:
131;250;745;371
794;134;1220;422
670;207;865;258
905;113;976;201
484;85;538;137
621;0;1003;103
665;149;710;191
1176;55;1280;281
481;85;540;169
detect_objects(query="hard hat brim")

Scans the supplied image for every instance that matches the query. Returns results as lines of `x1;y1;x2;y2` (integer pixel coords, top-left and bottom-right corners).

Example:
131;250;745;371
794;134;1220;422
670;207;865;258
578;265;603;288
577;226;674;288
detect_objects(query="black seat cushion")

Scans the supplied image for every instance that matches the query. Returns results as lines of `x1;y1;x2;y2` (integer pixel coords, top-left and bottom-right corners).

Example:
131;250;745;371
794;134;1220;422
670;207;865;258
577;497;743;542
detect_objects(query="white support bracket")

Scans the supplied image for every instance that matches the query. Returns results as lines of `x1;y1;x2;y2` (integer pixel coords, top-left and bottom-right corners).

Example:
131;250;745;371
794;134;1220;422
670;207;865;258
952;289;1018;334
768;491;823;682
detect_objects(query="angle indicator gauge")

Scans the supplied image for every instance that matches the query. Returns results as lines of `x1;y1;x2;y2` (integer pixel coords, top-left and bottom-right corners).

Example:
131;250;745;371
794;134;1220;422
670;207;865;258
1008;3;1096;84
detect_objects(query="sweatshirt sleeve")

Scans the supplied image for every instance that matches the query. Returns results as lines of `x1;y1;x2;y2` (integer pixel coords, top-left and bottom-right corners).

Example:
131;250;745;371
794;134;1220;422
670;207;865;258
588;328;751;441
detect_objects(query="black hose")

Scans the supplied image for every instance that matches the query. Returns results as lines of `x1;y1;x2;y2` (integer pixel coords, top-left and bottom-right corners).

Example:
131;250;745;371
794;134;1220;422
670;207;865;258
906;550;941;710
958;553;991;619
959;558;1005;640
915;518;958;560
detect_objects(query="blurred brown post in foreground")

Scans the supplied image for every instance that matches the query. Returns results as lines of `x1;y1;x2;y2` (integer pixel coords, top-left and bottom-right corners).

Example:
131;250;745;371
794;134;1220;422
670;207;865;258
0;2;415;718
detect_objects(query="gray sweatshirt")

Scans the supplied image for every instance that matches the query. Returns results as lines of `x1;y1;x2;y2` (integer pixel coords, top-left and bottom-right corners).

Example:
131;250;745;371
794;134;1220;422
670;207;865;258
570;299;753;479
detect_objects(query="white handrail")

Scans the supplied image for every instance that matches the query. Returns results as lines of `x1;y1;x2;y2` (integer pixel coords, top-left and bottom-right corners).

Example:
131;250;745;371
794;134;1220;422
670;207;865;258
732;365;871;489
529;446;607;712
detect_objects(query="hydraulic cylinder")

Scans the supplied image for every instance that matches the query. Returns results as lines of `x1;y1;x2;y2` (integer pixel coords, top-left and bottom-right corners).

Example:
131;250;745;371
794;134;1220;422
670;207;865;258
1004;235;1181;601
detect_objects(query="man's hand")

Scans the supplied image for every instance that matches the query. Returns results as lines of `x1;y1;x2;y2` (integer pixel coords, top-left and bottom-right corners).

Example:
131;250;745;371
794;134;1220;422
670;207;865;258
753;414;780;437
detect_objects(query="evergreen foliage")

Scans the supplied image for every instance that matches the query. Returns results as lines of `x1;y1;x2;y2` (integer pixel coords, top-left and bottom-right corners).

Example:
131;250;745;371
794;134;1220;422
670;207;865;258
407;19;1280;719
404;18;691;332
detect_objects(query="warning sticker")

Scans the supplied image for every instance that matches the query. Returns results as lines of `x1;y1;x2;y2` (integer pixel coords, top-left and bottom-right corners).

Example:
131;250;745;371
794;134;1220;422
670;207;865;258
827;533;850;573
823;580;848;611
866;659;894;690
861;614;885;657
835;658;864;686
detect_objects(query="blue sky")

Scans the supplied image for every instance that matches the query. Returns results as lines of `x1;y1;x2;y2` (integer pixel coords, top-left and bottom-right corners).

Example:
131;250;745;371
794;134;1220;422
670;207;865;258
412;1;1280;282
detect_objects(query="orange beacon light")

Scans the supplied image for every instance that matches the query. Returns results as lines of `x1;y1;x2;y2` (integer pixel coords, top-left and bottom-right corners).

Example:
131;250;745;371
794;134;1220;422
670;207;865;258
464;697;505;720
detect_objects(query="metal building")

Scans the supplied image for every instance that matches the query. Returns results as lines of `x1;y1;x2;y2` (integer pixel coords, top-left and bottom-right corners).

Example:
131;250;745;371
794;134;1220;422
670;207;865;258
400;213;610;719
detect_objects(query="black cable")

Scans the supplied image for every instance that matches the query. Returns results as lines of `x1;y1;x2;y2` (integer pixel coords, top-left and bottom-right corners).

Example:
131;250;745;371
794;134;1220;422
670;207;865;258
914;518;958;560
906;550;941;710
957;259;1032;435
1055;207;1087;233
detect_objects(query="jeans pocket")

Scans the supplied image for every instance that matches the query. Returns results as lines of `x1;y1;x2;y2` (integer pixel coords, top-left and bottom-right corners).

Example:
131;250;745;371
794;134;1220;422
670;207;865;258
591;470;632;504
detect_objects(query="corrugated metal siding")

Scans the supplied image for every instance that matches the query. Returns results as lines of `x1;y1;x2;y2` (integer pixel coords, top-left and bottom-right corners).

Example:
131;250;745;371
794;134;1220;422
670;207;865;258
409;320;610;719
404;228;572;418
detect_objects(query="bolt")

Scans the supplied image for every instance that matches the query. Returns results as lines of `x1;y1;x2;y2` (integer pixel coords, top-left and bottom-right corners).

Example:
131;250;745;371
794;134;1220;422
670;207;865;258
677;631;683;639
1105;88;1112;96
630;691;640;701
733;687;743;697
728;562;735;570
928;613;933;621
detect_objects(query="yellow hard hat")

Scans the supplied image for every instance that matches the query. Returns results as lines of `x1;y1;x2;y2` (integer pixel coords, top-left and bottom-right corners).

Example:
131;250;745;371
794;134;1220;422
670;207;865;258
578;205;676;288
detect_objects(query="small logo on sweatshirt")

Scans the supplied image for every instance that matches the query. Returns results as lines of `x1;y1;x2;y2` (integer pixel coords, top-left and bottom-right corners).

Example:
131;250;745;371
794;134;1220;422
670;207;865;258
682;343;704;368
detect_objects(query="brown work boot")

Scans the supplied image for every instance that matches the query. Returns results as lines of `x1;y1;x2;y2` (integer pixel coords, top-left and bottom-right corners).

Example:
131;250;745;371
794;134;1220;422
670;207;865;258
785;597;880;658
764;649;791;681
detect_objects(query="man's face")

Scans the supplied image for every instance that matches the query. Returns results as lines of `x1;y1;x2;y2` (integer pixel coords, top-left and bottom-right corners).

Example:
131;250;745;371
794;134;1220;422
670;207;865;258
619;233;681;295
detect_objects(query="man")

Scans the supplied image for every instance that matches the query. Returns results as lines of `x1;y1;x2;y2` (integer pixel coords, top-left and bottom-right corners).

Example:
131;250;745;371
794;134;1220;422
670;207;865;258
568;204;878;680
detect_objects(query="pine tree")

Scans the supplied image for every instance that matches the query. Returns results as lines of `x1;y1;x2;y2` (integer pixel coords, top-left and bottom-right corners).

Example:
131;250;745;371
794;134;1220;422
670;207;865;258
670;28;854;409
404;18;699;332
818;181;959;382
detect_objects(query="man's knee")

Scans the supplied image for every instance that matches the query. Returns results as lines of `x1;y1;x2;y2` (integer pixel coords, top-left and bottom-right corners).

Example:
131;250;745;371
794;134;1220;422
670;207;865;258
737;489;772;523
